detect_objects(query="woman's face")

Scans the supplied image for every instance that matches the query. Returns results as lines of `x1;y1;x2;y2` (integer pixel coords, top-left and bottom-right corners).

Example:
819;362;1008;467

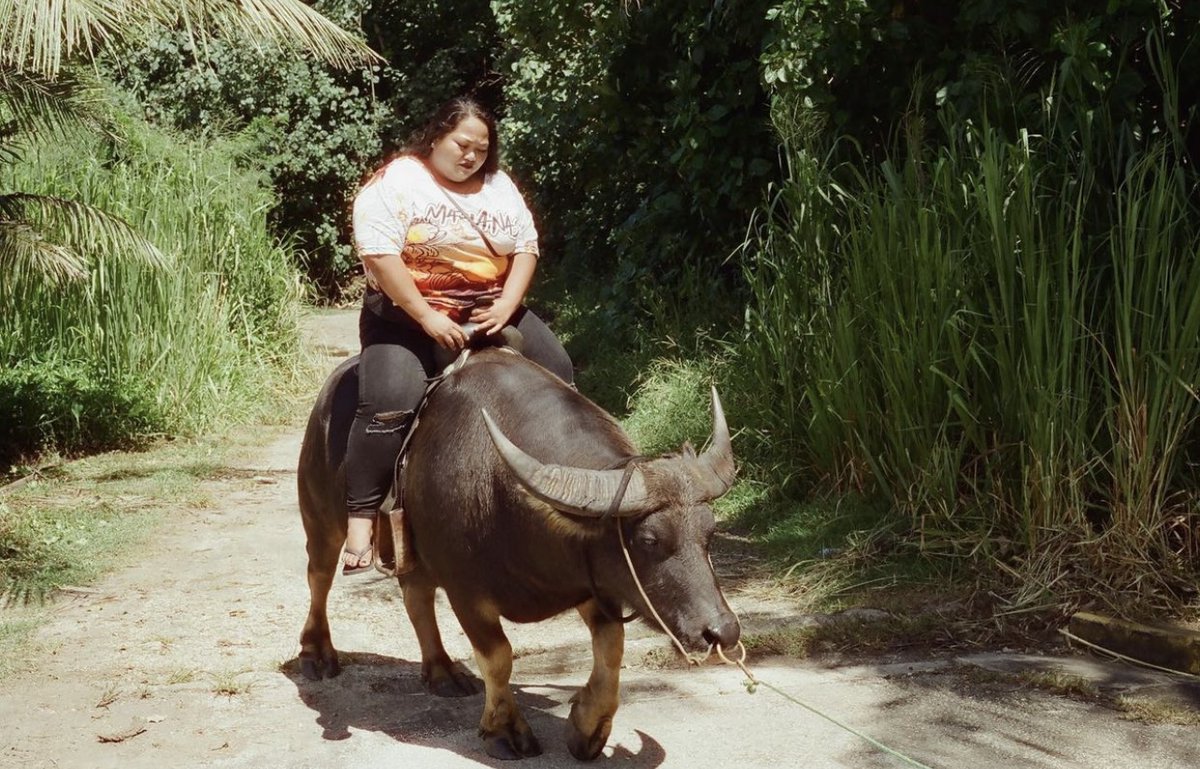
428;116;490;186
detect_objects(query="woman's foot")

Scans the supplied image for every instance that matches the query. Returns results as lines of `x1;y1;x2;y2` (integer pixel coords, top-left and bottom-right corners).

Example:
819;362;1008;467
343;516;375;575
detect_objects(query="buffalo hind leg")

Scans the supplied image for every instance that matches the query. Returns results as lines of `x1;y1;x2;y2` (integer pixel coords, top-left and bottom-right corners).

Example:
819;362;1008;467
453;600;542;760
400;572;476;697
567;599;624;761
298;520;345;680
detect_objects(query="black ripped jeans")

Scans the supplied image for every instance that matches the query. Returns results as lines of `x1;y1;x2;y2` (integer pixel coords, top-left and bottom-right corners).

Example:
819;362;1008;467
343;296;574;517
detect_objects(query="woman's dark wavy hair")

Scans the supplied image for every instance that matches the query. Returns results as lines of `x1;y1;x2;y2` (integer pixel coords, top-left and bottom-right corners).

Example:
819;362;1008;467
401;96;499;178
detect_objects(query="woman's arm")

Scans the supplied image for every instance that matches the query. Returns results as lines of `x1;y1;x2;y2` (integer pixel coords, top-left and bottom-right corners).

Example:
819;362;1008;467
354;159;467;350
470;251;537;335
365;252;469;350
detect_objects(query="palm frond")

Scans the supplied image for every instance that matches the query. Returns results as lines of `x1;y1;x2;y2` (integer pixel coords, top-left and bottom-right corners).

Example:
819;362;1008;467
0;64;109;151
0;0;125;79
0;220;88;283
163;0;382;70
0;192;169;284
0;0;380;80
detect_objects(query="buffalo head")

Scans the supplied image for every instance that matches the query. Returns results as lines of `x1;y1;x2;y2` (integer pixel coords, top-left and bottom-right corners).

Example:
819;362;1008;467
482;388;741;654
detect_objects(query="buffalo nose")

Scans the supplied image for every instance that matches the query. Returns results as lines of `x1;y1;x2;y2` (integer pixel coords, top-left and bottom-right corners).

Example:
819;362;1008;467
702;612;741;651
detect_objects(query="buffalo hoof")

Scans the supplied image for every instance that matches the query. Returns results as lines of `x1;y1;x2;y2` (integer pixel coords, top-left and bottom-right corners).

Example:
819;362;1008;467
422;660;477;697
566;713;611;762
299;650;340;681
481;730;543;760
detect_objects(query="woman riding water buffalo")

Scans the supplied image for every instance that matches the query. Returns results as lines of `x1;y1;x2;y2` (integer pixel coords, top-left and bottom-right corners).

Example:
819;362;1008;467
342;96;574;573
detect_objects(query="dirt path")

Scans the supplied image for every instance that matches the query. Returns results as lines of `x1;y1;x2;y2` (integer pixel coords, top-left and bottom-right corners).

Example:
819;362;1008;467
1;309;1197;769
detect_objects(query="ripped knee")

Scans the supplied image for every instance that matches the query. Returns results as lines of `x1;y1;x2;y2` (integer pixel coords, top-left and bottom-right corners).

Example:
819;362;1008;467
364;409;413;435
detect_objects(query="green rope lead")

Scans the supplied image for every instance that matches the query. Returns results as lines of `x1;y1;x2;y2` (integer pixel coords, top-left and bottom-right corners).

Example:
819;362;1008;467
715;644;938;769
747;677;938;769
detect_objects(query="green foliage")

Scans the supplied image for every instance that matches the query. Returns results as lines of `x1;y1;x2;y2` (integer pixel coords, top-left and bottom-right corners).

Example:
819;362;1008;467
739;1;1200;609
110;30;387;295
620;357;715;455
110;0;501;298
0;107;305;467
0;361;166;463
1;0;375;337
0;0;375;82
0;66;112;165
741;82;1200;609
497;0;779;333
361;0;503;126
763;0;1200;164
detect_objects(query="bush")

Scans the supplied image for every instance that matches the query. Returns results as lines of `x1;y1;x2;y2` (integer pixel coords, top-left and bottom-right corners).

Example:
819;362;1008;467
111;29;387;296
111;0;503;299
498;0;778;329
762;0;1200;165
0;361;166;467
1;101;305;466
741;94;1200;611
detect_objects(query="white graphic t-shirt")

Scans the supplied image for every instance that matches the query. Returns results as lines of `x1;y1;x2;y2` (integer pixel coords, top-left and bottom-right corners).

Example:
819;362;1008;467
353;156;539;321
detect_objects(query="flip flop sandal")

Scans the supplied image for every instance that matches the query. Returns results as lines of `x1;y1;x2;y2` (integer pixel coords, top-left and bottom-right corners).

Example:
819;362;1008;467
342;545;373;575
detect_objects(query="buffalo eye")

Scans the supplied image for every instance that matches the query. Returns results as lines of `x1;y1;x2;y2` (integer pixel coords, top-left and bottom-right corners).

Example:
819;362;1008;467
636;534;659;551
628;521;673;559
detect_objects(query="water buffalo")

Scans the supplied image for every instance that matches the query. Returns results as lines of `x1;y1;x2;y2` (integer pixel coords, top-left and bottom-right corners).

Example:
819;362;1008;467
297;345;741;760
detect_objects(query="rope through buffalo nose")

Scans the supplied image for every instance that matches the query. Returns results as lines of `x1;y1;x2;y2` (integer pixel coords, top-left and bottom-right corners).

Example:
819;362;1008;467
617;514;712;666
601;455;711;663
605;469;937;768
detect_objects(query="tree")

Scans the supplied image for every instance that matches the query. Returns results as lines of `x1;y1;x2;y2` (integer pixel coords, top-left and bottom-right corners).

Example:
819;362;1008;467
0;0;379;284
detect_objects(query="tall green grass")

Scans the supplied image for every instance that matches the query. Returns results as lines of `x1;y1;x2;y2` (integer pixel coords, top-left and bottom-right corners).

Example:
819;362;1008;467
0;109;305;466
741;105;1200;611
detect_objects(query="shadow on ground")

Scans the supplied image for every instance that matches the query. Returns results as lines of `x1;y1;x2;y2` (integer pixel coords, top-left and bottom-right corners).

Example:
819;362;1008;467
281;650;673;767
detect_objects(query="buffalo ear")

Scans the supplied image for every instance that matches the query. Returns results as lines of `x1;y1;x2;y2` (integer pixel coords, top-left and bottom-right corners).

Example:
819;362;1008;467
480;409;658;517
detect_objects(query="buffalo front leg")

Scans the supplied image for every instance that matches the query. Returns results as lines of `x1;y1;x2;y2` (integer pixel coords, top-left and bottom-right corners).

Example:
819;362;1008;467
452;600;542;760
567;599;625;761
400;573;476;697
299;523;344;680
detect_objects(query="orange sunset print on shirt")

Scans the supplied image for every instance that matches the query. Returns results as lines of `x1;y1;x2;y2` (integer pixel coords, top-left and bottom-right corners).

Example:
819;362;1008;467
353;157;540;323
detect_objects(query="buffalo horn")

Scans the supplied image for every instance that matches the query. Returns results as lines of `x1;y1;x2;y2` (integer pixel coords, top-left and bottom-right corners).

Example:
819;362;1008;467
696;386;736;500
480;410;658;517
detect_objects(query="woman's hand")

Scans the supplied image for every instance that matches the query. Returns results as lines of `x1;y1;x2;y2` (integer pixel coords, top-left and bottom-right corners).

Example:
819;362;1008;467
469;296;520;335
419;311;469;350
363;253;467;348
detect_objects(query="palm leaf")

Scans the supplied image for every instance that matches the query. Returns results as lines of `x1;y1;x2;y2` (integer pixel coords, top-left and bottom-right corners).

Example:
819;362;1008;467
0;0;379;80
0;64;109;154
0;0;125;79
164;0;381;69
0;192;169;284
0;220;88;283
